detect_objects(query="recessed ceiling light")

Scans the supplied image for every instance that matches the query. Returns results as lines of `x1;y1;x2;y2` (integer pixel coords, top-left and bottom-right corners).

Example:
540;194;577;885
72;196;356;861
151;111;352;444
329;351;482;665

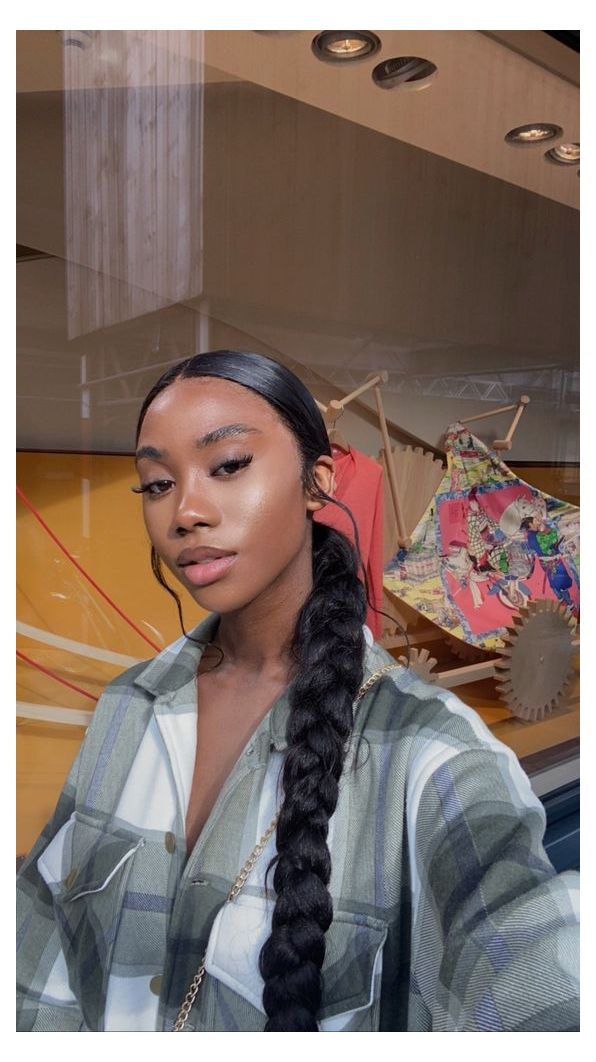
545;142;580;165
312;31;381;63
372;56;437;91
505;123;563;145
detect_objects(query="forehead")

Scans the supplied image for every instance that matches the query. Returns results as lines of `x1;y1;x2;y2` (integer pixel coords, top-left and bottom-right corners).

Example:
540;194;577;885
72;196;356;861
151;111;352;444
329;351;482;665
139;375;285;438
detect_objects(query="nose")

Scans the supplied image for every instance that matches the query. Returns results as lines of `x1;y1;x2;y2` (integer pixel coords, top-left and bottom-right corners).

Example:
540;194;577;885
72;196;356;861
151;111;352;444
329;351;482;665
172;477;220;537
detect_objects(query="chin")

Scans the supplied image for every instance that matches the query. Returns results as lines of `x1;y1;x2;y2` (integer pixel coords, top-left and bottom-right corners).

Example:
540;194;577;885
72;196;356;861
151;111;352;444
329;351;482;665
184;583;254;615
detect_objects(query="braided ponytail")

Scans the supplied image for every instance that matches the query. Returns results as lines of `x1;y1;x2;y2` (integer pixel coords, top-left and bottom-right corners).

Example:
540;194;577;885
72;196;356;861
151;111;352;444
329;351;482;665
258;520;366;1030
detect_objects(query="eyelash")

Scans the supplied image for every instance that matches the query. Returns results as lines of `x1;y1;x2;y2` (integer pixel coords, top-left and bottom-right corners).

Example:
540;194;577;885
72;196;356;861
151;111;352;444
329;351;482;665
131;454;253;496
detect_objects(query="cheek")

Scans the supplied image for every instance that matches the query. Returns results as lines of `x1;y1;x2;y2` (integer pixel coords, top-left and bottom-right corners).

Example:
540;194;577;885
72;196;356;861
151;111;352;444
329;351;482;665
141;500;169;544
232;470;306;544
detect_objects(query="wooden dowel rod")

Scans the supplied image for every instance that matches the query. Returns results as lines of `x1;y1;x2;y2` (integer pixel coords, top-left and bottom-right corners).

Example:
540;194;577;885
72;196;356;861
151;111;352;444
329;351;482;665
373;384;410;546
499;396;530;444
461;395;530;427
335;371;387;408
305;360;444;458
315;399;327;413
460;403;518;424
326;399;345;425
436;660;498;687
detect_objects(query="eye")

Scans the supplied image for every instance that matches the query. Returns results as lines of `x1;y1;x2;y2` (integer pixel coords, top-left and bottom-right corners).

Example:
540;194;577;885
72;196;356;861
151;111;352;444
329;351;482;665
211;454;253;477
131;479;174;497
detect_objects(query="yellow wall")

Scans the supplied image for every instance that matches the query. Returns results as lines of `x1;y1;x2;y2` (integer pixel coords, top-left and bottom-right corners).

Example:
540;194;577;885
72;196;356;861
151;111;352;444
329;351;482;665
16;451;207;854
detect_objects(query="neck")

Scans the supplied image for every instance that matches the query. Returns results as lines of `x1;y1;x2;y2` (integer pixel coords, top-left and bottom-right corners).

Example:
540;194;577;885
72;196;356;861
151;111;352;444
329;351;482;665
210;548;314;679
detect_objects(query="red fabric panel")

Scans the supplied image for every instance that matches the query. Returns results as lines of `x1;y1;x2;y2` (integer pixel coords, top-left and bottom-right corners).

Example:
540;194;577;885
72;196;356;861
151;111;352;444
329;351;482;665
313;444;385;638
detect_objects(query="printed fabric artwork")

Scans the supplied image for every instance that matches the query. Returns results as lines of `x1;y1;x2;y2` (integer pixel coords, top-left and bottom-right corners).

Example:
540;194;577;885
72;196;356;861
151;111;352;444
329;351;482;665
383;423;580;651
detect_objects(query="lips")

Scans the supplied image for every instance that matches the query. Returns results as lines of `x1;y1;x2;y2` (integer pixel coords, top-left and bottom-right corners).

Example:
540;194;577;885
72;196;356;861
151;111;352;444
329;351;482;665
177;546;236;567
176;546;238;588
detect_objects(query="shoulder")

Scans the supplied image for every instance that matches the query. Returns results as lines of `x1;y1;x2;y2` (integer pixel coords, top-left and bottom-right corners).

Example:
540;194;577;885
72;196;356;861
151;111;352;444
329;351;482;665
360;640;539;813
92;627;195;705
103;657;155;691
88;657;154;722
82;631;193;744
66;632;199;814
363;637;501;751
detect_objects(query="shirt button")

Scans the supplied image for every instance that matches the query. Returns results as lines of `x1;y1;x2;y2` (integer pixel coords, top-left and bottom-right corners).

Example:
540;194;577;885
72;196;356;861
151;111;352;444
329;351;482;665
246;744;254;757
149;975;162;996
63;868;78;889
164;831;176;854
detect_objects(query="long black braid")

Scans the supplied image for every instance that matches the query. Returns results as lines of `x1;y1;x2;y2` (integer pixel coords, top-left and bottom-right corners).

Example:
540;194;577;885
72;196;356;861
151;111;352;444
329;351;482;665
259;518;366;1030
135;350;397;1031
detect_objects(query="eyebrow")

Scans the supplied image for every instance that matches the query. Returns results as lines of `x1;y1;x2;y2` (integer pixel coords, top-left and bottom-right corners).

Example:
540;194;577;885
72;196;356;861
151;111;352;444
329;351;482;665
198;423;262;448
135;423;262;463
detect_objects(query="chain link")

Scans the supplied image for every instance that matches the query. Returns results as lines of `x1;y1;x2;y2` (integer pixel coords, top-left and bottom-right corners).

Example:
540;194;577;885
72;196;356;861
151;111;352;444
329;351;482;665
172;962;207;1031
228;815;279;901
172;661;399;1031
355;662;401;702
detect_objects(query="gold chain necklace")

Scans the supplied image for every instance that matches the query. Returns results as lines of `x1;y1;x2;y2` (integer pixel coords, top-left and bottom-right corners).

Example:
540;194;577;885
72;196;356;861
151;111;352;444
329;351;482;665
172;661;401;1031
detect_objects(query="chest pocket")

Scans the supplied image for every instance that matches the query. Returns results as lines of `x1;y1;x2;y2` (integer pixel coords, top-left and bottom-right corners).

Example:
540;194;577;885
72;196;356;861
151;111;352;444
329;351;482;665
37;810;144;1031
203;894;387;1031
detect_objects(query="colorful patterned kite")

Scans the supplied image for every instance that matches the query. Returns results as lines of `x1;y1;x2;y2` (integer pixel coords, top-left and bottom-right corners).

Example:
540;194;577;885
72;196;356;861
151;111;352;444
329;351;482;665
383;423;579;651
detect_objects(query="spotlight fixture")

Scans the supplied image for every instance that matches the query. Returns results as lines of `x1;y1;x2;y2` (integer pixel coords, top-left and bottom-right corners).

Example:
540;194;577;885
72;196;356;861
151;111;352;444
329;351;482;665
372;56;437;91
545;142;580;165
312;31;381;63
505;123;562;145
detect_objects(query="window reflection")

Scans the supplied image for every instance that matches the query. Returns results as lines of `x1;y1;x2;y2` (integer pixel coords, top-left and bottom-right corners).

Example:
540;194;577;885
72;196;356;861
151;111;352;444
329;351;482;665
63;30;204;338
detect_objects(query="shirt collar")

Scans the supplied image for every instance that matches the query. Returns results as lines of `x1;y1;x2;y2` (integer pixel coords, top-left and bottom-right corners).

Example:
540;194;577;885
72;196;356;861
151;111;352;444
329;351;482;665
133;611;221;696
133;612;381;752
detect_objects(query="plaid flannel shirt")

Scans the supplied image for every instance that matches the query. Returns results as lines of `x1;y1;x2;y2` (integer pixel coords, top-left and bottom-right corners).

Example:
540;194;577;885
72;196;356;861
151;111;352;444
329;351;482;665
16;612;579;1031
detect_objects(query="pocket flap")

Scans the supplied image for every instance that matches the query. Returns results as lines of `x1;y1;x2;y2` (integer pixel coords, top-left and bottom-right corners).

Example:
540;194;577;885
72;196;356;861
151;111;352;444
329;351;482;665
38;811;144;902
204;894;387;1024
36;812;145;1031
320;913;387;1020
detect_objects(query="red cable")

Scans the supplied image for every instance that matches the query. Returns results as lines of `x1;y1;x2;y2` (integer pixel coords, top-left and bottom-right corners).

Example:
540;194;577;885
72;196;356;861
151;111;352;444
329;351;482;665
16;484;160;653
17;649;98;702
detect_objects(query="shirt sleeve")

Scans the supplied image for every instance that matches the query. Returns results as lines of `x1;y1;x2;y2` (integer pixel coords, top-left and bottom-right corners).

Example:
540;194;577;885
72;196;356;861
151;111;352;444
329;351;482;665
16;745;87;1031
408;738;580;1031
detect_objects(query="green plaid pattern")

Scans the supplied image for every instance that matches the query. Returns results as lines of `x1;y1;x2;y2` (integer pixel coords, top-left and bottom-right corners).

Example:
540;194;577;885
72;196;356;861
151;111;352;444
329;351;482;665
17;613;579;1031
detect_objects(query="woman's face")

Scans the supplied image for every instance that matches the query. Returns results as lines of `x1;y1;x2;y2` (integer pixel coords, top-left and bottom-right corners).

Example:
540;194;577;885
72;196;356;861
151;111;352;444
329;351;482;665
135;376;334;614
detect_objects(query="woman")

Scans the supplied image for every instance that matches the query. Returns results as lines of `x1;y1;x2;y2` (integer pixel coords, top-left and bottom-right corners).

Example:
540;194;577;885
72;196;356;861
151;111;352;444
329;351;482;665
17;351;579;1032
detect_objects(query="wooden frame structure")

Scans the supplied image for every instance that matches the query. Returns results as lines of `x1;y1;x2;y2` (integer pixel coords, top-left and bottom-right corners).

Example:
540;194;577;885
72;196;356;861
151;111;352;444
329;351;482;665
315;374;578;720
460;394;531;451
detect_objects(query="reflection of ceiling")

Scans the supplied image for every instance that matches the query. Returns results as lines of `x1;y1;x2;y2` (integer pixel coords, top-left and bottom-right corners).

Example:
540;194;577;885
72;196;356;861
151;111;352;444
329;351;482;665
16;31;579;461
17;29;579;208
201;30;579;208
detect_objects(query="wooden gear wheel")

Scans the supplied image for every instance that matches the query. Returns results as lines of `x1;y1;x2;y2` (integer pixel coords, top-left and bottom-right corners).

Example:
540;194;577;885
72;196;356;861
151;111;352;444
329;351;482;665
494;600;577;721
397;647;438;683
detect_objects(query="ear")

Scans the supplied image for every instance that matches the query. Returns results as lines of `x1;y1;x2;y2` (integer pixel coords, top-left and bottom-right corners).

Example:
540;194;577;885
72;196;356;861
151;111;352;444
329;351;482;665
306;455;336;513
